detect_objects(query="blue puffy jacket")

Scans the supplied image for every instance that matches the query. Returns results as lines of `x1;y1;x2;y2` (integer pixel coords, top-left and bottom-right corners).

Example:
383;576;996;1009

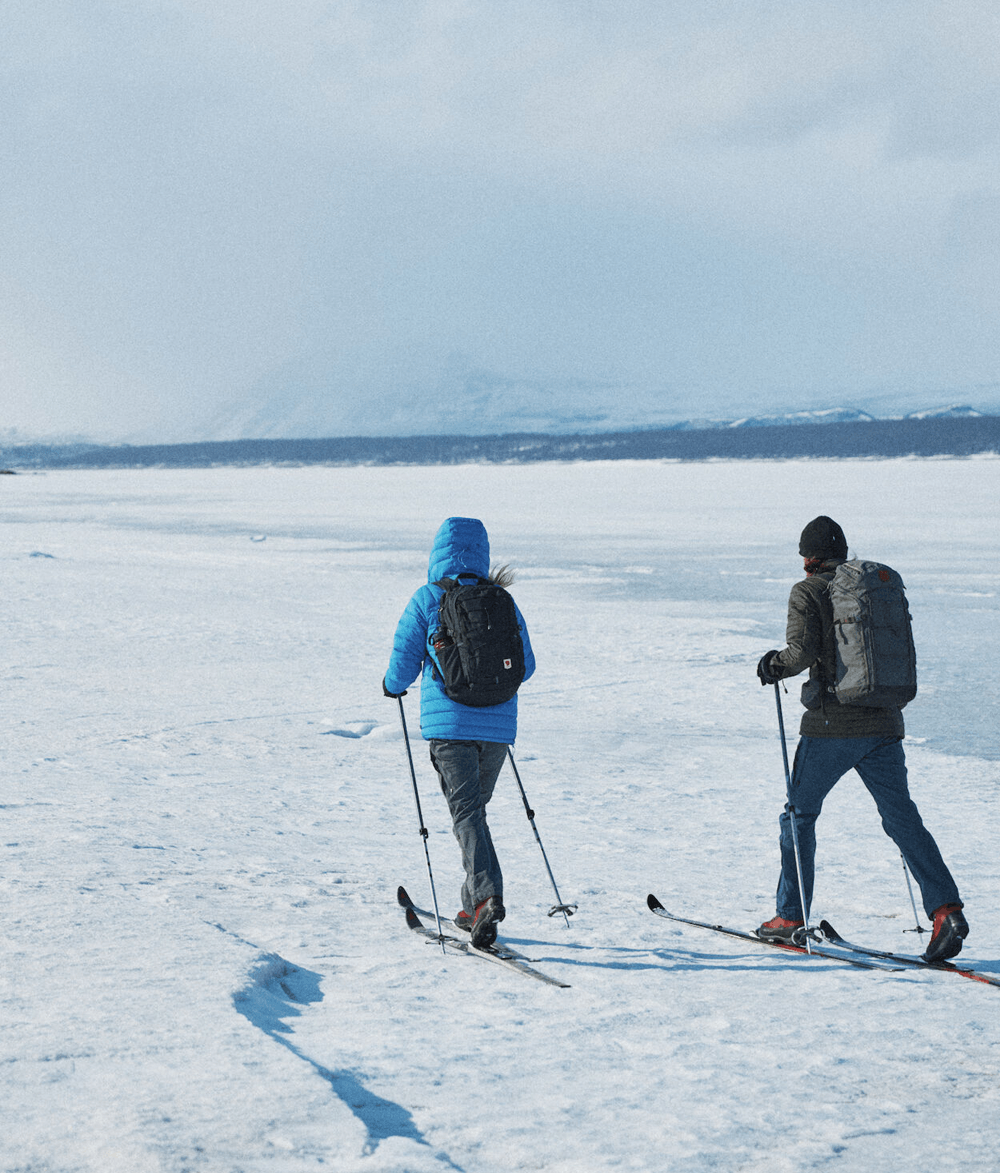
384;517;535;743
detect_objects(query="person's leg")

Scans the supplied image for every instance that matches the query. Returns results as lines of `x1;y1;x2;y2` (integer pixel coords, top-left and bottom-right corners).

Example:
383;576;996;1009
853;738;961;918
476;740;508;812
429;740;504;915
462;741;512;946
774;737;870;920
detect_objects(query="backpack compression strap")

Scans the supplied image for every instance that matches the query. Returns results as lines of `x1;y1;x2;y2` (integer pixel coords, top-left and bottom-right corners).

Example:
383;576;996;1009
433;572;489;590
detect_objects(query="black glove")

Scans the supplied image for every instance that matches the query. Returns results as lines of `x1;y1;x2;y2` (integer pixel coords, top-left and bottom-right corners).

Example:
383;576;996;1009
382;677;407;698
756;651;781;686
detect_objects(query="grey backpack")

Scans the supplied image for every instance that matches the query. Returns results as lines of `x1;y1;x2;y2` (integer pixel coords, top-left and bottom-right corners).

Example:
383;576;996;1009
828;560;917;708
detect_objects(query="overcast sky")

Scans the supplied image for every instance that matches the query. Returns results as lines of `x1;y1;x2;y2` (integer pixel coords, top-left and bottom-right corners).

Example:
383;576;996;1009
3;0;999;441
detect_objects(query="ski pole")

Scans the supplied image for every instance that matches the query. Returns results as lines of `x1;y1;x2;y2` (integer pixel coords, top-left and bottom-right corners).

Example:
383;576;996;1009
773;684;812;952
899;853;927;935
396;696;445;952
507;748;577;926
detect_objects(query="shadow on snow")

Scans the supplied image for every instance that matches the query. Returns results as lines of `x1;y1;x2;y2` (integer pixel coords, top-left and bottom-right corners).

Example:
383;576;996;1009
233;954;461;1166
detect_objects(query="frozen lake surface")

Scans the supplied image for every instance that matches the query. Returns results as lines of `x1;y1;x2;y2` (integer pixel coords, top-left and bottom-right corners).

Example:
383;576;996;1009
3;459;999;1172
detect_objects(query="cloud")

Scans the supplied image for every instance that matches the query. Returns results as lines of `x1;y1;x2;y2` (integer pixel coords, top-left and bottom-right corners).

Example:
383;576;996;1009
2;1;999;440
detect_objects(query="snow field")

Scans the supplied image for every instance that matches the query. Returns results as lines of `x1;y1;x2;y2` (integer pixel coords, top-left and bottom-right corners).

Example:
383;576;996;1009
2;459;999;1172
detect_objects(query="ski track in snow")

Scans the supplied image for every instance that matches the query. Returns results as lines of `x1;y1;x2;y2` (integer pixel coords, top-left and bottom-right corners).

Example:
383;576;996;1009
2;460;999;1172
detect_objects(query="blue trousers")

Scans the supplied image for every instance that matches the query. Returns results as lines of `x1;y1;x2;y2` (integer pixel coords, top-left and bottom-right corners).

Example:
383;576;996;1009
429;739;508;915
776;736;960;921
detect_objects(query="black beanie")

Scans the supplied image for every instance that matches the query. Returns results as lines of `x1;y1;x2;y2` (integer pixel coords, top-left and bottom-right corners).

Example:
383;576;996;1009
798;516;848;560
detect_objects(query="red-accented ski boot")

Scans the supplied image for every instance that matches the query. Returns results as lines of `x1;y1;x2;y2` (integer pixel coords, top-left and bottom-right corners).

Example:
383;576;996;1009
923;903;968;963
470;896;506;949
757;915;805;943
454;910;472;933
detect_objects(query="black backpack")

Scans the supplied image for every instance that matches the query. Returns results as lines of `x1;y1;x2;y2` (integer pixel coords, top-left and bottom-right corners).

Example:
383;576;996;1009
429;573;525;707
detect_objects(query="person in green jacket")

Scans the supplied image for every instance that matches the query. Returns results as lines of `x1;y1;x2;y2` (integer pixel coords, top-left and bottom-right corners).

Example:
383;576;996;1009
755;516;967;963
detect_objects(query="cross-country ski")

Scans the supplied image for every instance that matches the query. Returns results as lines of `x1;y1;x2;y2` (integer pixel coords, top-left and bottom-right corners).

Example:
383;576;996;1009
646;895;903;972
818;921;1000;989
403;903;571;988
396;884;534;960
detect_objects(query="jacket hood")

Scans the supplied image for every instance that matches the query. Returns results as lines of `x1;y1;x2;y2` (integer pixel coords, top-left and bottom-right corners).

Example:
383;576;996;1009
428;517;490;583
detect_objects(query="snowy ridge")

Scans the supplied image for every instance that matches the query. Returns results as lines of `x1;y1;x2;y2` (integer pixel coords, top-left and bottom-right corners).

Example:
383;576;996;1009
904;403;984;420
726;407;877;428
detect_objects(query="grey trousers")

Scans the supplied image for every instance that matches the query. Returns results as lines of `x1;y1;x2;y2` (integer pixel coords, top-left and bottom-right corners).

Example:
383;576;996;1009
428;739;508;915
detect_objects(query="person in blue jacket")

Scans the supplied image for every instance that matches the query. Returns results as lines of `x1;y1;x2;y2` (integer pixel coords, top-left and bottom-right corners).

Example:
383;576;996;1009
383;517;536;949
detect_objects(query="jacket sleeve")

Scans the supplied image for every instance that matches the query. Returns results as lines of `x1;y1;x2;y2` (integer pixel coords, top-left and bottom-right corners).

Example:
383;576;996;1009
771;579;824;679
384;587;433;694
516;604;536;683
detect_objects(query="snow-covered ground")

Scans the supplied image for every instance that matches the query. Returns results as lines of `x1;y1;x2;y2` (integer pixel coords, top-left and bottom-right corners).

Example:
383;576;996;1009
3;458;998;1173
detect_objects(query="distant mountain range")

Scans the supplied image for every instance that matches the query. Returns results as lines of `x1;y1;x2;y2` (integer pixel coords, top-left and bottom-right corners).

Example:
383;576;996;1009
669;404;983;430
4;411;999;469
2;402;988;454
194;374;995;443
